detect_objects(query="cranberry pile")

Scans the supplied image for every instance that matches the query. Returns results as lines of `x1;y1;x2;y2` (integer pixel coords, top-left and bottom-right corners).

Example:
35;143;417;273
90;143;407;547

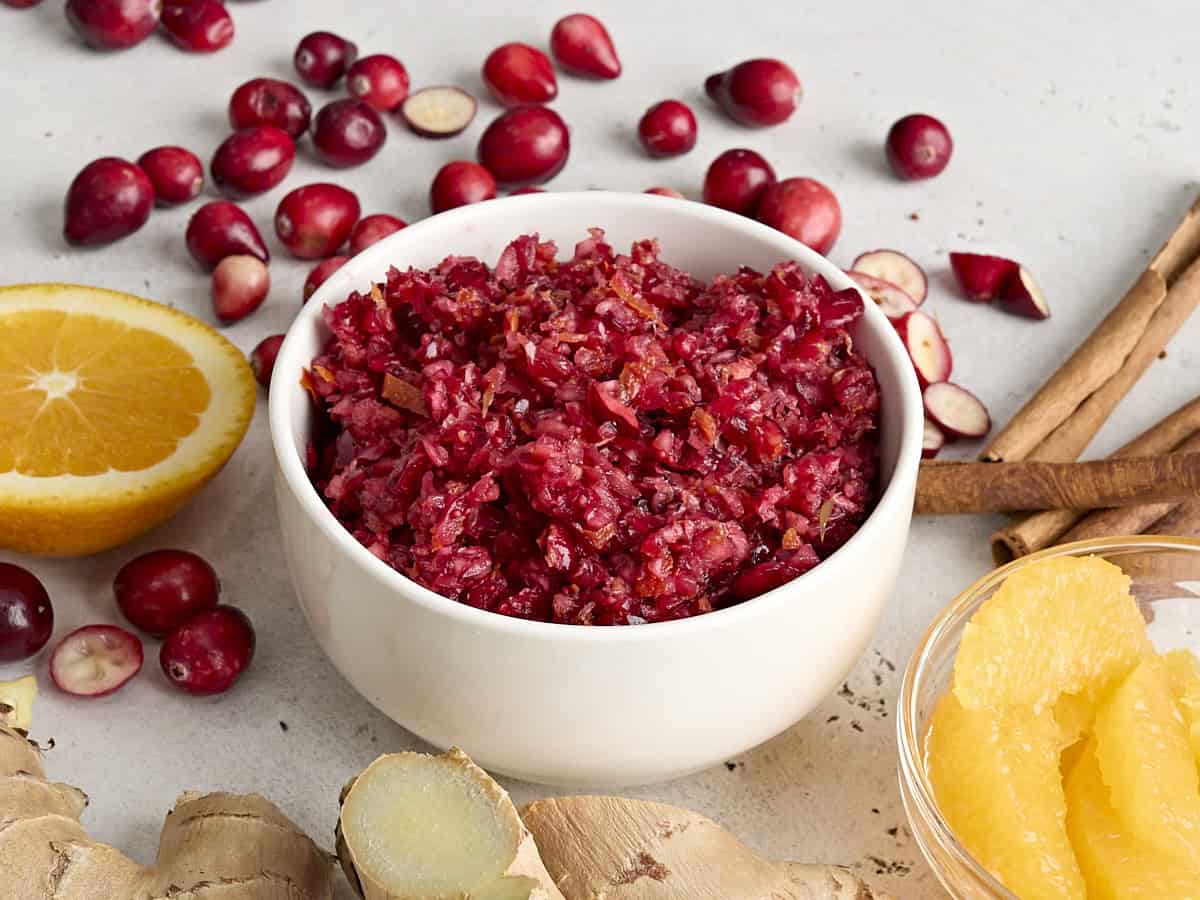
308;232;880;625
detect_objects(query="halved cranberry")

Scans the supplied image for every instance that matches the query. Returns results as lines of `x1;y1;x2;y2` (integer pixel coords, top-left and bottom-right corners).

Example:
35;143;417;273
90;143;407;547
210;126;295;197
228;78;312;138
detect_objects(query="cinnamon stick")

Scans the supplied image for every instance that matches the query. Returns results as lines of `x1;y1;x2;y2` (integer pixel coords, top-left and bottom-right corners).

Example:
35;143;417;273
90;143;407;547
1147;499;1200;537
1058;432;1200;544
982;194;1200;464
915;453;1200;515
990;396;1200;561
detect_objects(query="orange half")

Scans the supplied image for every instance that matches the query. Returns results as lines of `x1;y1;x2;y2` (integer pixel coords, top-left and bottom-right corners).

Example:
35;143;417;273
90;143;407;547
0;284;255;556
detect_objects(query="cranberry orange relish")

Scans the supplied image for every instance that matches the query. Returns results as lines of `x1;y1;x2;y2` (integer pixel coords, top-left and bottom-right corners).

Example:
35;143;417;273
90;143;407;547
306;231;880;625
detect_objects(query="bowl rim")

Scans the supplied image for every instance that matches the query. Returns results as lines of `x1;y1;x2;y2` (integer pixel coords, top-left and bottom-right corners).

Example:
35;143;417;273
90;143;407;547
897;534;1200;896
268;190;924;642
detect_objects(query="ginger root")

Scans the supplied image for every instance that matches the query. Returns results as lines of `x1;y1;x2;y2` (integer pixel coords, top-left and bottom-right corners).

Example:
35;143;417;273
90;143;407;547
337;748;891;900
0;683;332;900
0;675;36;734
336;748;564;900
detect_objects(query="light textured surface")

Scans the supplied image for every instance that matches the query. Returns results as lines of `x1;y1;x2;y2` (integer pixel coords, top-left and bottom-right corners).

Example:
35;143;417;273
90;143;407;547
0;1;1197;896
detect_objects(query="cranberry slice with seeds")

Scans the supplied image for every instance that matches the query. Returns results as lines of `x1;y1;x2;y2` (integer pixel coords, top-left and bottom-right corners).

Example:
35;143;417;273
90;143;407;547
50;625;144;697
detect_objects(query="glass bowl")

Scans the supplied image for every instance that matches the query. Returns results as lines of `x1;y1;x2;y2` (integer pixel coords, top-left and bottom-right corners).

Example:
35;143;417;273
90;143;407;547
897;536;1200;898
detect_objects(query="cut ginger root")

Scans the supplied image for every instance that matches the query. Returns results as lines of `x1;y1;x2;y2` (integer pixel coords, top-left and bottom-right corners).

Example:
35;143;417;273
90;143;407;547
336;748;892;900
0;679;332;900
0;675;37;734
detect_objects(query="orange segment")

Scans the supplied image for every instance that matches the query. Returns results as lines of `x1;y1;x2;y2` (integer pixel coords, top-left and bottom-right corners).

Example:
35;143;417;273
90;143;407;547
0;284;255;556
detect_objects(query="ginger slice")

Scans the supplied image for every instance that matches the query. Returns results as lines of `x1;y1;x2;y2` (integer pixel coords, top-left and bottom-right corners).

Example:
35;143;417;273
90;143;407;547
0;674;37;734
337;748;564;900
520;794;894;900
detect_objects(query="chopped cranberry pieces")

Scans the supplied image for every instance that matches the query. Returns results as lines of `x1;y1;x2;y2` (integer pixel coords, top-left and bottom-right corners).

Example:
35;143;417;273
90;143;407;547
308;232;880;625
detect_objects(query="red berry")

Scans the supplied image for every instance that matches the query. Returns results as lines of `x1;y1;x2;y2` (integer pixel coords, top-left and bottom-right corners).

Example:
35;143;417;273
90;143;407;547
3;0;46;7
160;0;232;52
312;99;386;168
275;183;361;259
702;148;776;215
549;13;620;79
114;549;219;637
186;200;269;269
211;255;270;322
294;30;357;88
477;106;569;186
705;58;801;127
228;78;312;138
349;213;405;255
137;146;203;206
346;53;409;112
509;187;544;195
637;100;697;157
249;334;285;388
0;563;53;663
63;157;154;246
430;161;496;214
756;177;841;255
482;43;557;106
303;255;348;300
65;0;161;50
210;126;295;197
50;625;143;697
160;606;255;696
645;186;684;198
886;114;953;180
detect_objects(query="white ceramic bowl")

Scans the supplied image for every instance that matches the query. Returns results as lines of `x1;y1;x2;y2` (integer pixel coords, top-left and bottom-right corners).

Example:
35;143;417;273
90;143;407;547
270;192;923;787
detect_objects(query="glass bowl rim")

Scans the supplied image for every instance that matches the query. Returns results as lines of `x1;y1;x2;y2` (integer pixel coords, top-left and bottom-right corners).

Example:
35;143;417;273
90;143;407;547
896;534;1200;896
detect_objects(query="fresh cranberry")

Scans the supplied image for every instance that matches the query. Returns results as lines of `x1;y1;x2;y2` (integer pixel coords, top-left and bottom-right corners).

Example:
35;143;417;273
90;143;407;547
303;255;348;300
65;0;161;50
549;13;620;78
50;625;143;697
63;157;154;246
250;334;285;388
637;100;697;157
886;114;953;180
348;213;406;255
705;59;801;126
275;183;360;259
160;606;255;695
429;161;496;213
137;146;203;206
186;200;269;269
293;30;357;88
160;0;231;52
702;148;776;215
228;78;312;138
346;53;409;111
482;43;557;106
509;186;544;195
210;126;295;197
114;549;219;637
212;255;270;322
0;563;53;663
312;99;386;168
756;177;842;255
477;106;569;185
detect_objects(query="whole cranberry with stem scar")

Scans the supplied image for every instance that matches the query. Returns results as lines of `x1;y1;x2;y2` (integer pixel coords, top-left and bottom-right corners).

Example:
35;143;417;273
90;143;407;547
701;148;776;216
114;549;219;637
482;43;557;106
312;98;386;168
65;0;162;50
886;114;953;180
549;13;620;79
346;53;409;112
294;30;357;88
0;563;53;663
756;176;842;255
249;334;285;389
430;161;496;214
160;0;232;52
186;200;269;269
210;126;295;197
137;146;203;206
275;183;360;259
477;106;569;185
160;605;255;696
228;78;312;138
349;213;405;255
637;100;697;157
705;58;801;126
63;157;154;246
